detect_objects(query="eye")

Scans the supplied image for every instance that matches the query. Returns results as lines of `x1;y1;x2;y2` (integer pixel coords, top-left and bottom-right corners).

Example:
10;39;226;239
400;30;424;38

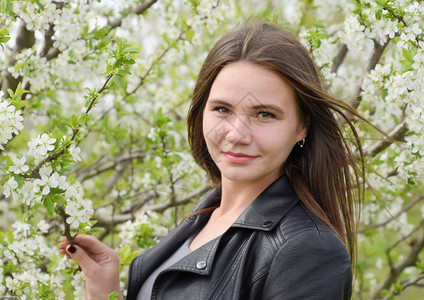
213;106;230;114
256;111;275;119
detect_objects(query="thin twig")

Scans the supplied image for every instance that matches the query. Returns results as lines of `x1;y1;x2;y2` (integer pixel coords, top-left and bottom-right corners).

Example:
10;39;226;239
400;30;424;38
108;0;158;29
94;184;211;227
57;204;76;245
371;224;424;299
360;195;424;232
363;121;408;157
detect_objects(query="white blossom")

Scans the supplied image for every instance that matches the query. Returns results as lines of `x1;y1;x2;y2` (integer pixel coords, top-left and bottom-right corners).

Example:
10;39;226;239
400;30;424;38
34;172;58;195
27;133;56;162
0;98;24;150
11;221;31;237
3;177;18;198
64;183;93;229
9;155;29;174
18;181;40;206
37;219;50;233
69;144;82;162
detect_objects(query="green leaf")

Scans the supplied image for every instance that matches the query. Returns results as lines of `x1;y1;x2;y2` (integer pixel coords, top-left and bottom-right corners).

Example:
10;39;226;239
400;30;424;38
107;291;119;300
0;0;13;16
112;74;126;90
0;173;11;184
112;57;123;70
272;13;279;24
6;230;14;244
51;195;67;205
400;48;413;73
118;244;140;266
123;47;139;55
402;48;413;62
70;115;78;128
6;82;29;109
0;27;10;49
87;227;103;233
375;8;382;20
13;175;24;189
43;197;55;218
35;0;45;10
185;28;195;43
78;114;92;127
382;88;388;101
105;62;113;74
97;25;111;36
125;58;136;65
393;279;403;293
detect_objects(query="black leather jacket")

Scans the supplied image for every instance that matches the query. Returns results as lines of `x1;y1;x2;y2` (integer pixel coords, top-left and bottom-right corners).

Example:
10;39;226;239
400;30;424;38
127;176;352;299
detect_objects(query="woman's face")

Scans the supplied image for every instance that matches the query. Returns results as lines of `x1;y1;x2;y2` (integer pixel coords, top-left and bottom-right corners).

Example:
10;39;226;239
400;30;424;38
202;61;307;188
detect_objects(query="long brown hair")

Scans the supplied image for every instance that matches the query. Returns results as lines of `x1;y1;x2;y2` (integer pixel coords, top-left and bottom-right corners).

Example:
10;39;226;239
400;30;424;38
187;22;364;268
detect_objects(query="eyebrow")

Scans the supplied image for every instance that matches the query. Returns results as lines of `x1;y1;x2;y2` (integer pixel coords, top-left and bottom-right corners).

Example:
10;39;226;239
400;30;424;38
251;104;284;114
207;99;285;114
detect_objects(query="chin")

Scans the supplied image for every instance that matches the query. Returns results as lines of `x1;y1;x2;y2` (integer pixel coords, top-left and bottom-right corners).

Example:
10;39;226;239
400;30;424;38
222;172;264;183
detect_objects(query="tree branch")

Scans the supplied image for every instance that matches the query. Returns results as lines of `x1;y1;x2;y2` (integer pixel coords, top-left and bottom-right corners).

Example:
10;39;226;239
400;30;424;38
331;44;348;73
39;24;55;57
1;22;35;96
371;223;424;299
94;183;211;227
126;29;187;96
76;148;146;181
360;195;424;232
108;0;158;29
348;38;390;111
363;121;409;157
102;161;128;197
57;204;77;245
380;273;424;300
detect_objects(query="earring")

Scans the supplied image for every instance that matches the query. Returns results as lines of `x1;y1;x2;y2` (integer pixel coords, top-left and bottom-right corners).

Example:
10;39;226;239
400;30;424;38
298;138;305;148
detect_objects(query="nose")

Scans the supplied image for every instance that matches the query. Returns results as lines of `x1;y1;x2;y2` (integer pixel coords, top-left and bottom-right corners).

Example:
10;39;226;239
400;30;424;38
225;116;252;144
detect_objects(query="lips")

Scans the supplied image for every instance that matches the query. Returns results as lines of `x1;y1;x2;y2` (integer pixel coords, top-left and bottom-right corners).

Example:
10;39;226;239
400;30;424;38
223;151;257;164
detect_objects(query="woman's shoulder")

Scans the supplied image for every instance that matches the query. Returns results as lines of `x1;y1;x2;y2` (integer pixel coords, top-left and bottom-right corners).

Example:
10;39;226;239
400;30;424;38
274;202;349;256
262;203;352;300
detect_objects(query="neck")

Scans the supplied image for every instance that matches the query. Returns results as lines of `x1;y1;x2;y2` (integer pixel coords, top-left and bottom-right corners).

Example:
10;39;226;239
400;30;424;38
218;175;279;216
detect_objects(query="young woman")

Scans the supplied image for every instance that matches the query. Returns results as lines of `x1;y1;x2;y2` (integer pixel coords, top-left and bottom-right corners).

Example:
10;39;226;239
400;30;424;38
60;22;364;299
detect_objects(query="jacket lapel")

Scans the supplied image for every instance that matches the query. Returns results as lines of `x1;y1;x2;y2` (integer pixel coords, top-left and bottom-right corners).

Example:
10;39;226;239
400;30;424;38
232;176;299;231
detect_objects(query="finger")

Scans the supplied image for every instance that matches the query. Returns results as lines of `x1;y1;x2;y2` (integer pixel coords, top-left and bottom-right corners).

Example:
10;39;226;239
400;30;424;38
60;237;71;249
84;281;91;300
66;244;98;274
58;247;71;259
73;235;112;255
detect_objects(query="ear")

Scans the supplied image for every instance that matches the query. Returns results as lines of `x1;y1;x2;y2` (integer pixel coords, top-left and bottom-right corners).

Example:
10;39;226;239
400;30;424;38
297;114;310;141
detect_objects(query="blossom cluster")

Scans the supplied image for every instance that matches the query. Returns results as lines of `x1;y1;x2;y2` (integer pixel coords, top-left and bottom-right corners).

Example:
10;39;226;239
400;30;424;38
118;210;163;247
64;184;94;229
0;220;68;299
0;93;24;150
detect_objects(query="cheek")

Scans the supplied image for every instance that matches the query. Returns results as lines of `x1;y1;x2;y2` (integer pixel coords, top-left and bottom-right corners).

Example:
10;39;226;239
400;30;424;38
259;132;297;156
202;114;226;144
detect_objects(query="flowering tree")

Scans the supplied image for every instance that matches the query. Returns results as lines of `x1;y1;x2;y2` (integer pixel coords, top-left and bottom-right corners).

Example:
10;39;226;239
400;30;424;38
0;0;423;299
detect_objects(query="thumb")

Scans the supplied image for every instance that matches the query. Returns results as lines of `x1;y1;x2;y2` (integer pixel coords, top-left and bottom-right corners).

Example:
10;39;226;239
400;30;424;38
66;244;97;273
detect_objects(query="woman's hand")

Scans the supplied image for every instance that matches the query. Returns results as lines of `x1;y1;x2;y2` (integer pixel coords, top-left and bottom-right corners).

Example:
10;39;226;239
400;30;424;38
59;235;123;300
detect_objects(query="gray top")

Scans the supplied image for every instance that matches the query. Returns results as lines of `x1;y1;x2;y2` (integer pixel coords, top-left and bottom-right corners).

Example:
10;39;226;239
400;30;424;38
136;235;193;300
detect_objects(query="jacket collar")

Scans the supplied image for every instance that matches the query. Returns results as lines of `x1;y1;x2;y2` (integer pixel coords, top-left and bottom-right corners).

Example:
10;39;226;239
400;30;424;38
167;176;299;277
193;176;299;232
